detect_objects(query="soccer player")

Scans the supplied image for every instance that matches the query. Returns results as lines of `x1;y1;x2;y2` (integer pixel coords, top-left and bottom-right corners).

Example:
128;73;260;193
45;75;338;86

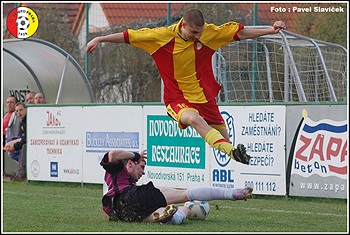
100;149;253;224
86;8;286;165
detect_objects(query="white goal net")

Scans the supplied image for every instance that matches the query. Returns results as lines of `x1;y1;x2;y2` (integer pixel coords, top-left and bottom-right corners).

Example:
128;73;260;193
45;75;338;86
214;28;347;103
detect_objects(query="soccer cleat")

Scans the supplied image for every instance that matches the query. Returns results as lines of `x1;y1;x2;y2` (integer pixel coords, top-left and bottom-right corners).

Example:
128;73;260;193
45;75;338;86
231;144;251;165
153;204;178;223
233;187;253;201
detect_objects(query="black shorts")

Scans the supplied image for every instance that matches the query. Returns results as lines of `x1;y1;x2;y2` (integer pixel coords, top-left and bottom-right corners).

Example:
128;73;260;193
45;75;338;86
111;181;167;222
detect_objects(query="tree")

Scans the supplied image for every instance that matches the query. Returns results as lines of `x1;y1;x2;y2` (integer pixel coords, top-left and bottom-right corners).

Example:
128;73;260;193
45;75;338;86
186;3;250;25
88;21;165;103
32;6;80;57
294;3;347;48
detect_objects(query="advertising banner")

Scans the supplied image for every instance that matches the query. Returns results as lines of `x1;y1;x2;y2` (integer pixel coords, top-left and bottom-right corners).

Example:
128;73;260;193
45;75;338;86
27;105;143;183
287;107;347;199
82;106;143;184
209;105;286;195
142;106;210;188
27;106;83;182
26;103;346;198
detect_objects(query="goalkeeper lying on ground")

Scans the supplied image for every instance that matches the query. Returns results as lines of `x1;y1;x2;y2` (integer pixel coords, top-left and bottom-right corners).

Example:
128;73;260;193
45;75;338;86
100;149;253;224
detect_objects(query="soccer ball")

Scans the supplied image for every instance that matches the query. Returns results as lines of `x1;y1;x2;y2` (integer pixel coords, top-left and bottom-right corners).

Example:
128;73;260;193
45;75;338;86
184;200;210;220
16;16;30;31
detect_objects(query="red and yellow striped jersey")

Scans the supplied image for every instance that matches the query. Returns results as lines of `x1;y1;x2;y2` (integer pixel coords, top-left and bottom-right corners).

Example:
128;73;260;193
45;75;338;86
124;18;243;104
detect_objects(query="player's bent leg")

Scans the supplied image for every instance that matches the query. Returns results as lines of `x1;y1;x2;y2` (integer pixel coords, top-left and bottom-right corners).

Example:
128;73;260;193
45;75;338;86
180;109;212;138
157;187;189;204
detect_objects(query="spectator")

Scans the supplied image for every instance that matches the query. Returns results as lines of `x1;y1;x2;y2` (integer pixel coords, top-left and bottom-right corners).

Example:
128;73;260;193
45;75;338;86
34;92;46;104
25;91;36;104
2;95;22;161
5;102;27;181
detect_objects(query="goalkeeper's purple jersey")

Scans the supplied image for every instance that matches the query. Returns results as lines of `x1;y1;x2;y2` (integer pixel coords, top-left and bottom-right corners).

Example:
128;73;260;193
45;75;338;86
100;152;136;216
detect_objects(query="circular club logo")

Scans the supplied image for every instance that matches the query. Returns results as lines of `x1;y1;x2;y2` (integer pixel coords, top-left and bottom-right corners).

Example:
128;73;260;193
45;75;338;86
213;111;236;167
31;160;40;177
7;7;39;39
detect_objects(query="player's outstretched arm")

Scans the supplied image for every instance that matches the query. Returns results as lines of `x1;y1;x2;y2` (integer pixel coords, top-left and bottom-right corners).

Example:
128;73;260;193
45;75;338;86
237;21;286;40
86;32;125;55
